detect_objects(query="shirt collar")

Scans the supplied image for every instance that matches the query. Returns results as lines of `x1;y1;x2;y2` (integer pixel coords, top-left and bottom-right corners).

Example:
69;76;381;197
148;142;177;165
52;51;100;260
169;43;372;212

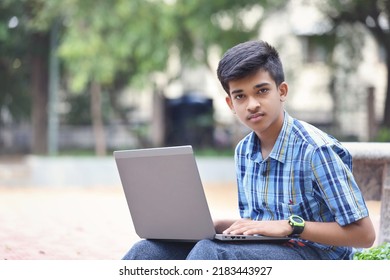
246;111;293;163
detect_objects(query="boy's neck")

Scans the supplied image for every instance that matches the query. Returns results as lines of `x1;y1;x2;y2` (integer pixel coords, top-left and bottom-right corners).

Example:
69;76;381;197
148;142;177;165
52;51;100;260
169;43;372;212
259;137;277;159
256;112;285;159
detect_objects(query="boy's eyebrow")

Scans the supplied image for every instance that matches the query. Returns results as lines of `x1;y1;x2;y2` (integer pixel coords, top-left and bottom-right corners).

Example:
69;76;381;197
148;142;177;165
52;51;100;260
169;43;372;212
230;89;243;95
230;82;271;95
254;82;271;89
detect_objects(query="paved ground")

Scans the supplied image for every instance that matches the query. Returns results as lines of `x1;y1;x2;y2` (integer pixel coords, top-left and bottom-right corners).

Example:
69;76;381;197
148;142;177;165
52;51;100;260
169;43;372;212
0;183;381;260
0;183;240;260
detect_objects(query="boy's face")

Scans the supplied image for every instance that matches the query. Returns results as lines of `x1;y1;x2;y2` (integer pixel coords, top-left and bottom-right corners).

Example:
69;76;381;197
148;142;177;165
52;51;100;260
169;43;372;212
225;69;288;138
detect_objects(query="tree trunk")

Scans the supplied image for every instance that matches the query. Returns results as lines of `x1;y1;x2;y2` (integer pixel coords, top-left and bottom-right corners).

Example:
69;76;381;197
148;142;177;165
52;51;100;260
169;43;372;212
151;85;165;147
30;33;49;155
90;81;106;156
382;55;390;128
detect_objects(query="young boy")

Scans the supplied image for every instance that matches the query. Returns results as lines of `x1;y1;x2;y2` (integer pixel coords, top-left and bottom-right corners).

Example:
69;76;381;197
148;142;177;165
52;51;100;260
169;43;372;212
122;40;375;260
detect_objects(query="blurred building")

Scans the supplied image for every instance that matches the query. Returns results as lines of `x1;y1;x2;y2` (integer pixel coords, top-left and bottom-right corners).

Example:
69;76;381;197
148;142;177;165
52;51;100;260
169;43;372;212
259;2;386;142
144;1;387;146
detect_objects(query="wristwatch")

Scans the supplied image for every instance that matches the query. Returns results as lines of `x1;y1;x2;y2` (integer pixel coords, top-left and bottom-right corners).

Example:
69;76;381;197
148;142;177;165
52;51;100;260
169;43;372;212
288;215;305;237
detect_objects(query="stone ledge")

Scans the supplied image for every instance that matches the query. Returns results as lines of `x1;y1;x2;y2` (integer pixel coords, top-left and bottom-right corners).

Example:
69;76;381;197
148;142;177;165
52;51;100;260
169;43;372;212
343;142;390;161
342;142;390;244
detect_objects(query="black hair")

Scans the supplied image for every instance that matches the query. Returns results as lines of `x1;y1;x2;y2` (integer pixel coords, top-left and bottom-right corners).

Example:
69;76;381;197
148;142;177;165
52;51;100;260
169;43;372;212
216;40;285;94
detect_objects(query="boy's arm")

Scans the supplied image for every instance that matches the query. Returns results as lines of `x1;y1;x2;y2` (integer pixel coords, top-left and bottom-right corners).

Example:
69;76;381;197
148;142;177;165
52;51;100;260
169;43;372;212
223;216;375;248
301;216;375;248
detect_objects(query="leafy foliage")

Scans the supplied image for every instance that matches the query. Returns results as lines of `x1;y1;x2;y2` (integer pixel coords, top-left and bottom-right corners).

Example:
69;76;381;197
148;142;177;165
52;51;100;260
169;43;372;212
374;127;390;142
0;0;33;122
0;0;284;153
56;0;280;93
353;242;390;260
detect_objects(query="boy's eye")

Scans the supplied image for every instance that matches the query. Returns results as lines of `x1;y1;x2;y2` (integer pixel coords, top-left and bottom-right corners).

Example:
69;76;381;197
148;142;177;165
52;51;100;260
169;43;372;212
234;94;244;100
258;88;269;94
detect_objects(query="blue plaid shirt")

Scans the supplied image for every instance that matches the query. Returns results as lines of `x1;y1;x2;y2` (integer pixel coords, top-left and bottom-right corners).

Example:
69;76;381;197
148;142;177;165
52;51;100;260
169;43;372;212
235;111;369;259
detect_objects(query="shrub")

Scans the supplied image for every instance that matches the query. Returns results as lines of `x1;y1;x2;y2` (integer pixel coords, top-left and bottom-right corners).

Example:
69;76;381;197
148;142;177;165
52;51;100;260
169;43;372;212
353;242;390;260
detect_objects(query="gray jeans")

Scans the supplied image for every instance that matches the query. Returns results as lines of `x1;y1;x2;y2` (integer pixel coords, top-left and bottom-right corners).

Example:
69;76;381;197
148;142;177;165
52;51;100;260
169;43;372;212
122;239;329;260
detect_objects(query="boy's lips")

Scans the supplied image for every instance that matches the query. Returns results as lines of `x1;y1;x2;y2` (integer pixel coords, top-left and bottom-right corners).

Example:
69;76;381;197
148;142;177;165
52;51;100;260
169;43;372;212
247;112;265;121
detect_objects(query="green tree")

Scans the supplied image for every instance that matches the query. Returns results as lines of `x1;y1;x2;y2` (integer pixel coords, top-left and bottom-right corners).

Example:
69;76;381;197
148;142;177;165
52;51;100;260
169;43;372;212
56;0;282;155
0;0;51;154
1;0;284;155
0;3;30;121
57;0;174;155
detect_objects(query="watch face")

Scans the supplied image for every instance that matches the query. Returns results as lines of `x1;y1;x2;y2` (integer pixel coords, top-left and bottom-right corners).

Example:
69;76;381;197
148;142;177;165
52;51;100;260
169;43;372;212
292;216;303;223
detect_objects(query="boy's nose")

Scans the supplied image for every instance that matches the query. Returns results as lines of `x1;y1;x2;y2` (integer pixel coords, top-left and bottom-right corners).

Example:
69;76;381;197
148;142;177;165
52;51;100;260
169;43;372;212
247;96;260;111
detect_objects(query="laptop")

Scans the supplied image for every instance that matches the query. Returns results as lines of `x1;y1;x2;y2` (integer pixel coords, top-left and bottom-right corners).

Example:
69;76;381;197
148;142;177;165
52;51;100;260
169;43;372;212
114;145;290;242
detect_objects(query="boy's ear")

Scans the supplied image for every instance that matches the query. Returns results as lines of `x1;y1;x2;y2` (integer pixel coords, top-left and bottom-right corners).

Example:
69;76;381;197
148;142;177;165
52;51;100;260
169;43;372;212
279;82;288;102
225;96;235;113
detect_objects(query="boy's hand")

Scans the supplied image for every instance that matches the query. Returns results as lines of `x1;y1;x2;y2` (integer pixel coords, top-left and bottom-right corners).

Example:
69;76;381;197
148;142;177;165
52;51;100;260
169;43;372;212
222;218;292;237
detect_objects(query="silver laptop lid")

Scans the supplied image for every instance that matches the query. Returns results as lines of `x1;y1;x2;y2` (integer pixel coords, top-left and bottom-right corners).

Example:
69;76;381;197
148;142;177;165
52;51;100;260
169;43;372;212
114;146;216;241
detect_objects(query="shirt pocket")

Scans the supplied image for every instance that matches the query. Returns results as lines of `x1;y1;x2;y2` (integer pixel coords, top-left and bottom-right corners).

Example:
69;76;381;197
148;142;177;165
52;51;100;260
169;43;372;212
275;201;307;219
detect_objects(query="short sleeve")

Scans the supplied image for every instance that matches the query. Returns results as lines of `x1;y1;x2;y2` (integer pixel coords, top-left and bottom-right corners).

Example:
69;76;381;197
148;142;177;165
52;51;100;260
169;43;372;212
310;145;369;226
